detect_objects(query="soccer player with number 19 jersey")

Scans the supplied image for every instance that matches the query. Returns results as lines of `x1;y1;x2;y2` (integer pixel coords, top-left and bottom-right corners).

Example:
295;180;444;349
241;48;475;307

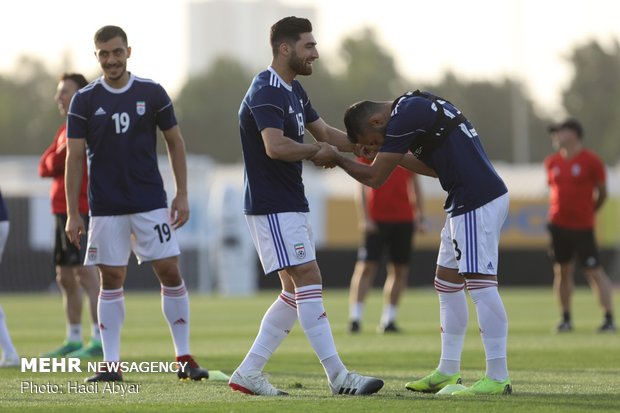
66;25;211;383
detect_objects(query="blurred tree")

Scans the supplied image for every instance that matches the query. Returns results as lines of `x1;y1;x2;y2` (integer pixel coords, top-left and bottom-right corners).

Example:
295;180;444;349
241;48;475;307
4;37;620;168
0;56;59;155
303;28;406;132
174;57;253;162
562;39;620;163
338;28;406;102
297;59;344;129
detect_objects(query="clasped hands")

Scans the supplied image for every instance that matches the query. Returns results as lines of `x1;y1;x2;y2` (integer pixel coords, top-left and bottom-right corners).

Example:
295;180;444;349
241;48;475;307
309;141;339;168
309;142;376;168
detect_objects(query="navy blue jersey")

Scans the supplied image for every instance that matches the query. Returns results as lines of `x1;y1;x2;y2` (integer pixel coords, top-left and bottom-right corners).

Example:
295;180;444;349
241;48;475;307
239;67;319;215
0;190;8;222
380;92;507;216
67;74;177;216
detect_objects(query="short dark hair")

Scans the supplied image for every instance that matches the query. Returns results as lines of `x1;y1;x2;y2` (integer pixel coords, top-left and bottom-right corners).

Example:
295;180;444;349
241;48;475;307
94;25;128;46
548;117;584;139
61;73;88;89
343;100;379;143
270;16;312;56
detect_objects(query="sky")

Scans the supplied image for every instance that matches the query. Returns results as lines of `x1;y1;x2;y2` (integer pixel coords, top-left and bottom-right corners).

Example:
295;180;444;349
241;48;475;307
3;0;620;116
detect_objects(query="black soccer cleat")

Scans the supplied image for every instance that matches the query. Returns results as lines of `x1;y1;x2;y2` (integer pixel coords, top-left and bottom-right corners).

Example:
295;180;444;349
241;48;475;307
598;320;617;333
176;355;209;381
555;320;573;333
349;320;360;334
377;321;401;334
85;371;123;383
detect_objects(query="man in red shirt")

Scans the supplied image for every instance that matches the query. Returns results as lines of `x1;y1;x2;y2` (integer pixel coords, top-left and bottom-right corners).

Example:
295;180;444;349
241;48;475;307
545;118;615;333
38;73;102;357
348;157;425;333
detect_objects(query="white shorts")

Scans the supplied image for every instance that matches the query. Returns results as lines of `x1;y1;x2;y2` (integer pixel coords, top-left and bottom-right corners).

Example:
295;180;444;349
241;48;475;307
85;208;180;266
0;221;9;263
437;193;509;275
246;212;316;274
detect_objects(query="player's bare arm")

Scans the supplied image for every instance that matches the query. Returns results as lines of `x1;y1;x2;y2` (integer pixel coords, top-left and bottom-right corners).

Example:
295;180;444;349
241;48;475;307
594;181;607;211
262;127;321;162
309;141;339;167
332;151;403;189
64;137;86;248
306;118;355;152
162;125;189;229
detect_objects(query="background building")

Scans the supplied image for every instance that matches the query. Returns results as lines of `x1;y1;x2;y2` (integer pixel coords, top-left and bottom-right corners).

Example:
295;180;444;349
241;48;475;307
187;0;317;76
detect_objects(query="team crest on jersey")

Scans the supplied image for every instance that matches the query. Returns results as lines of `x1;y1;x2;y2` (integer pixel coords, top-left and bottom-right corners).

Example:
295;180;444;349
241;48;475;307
136;101;146;116
294;243;306;260
88;247;97;261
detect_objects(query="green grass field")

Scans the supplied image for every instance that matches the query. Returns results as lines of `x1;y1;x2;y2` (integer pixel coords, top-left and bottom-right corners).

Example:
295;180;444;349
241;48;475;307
0;287;619;412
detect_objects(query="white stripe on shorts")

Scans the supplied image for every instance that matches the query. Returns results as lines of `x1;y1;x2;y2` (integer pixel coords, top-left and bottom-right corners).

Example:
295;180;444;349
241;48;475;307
267;214;290;268
246;212;316;274
465;210;478;273
436;193;508;275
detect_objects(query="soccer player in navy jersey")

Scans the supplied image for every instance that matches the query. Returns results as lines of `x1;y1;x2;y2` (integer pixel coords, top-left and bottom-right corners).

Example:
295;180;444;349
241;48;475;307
228;16;383;396
65;25;210;383
0;189;20;367
314;91;512;396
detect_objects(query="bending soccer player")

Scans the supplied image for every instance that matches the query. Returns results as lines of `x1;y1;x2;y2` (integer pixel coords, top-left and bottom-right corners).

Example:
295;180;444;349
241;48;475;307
314;90;512;396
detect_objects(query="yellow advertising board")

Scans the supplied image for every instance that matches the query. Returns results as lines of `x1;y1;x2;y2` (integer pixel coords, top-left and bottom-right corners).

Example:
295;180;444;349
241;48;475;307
325;196;619;250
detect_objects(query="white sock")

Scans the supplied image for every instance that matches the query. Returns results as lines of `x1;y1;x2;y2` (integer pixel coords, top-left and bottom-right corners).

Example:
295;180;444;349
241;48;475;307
435;277;468;375
67;323;82;343
295;285;346;383
349;302;364;322
381;304;398;325
91;323;101;341
238;291;298;373
0;305;18;357
161;281;191;357
467;279;509;381
98;288;125;362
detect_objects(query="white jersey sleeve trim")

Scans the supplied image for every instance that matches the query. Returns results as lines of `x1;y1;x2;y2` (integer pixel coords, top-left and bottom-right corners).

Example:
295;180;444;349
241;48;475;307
386;129;422;138
250;103;285;114
67;112;87;121
157;101;173;113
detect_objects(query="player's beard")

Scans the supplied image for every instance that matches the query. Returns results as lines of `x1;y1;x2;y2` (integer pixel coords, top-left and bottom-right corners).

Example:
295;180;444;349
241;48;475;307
288;50;313;76
104;62;127;82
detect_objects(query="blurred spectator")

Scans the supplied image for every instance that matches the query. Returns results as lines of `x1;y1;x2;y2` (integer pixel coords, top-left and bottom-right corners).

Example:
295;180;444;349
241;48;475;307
545;118;616;333
38;73;102;358
348;157;425;334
